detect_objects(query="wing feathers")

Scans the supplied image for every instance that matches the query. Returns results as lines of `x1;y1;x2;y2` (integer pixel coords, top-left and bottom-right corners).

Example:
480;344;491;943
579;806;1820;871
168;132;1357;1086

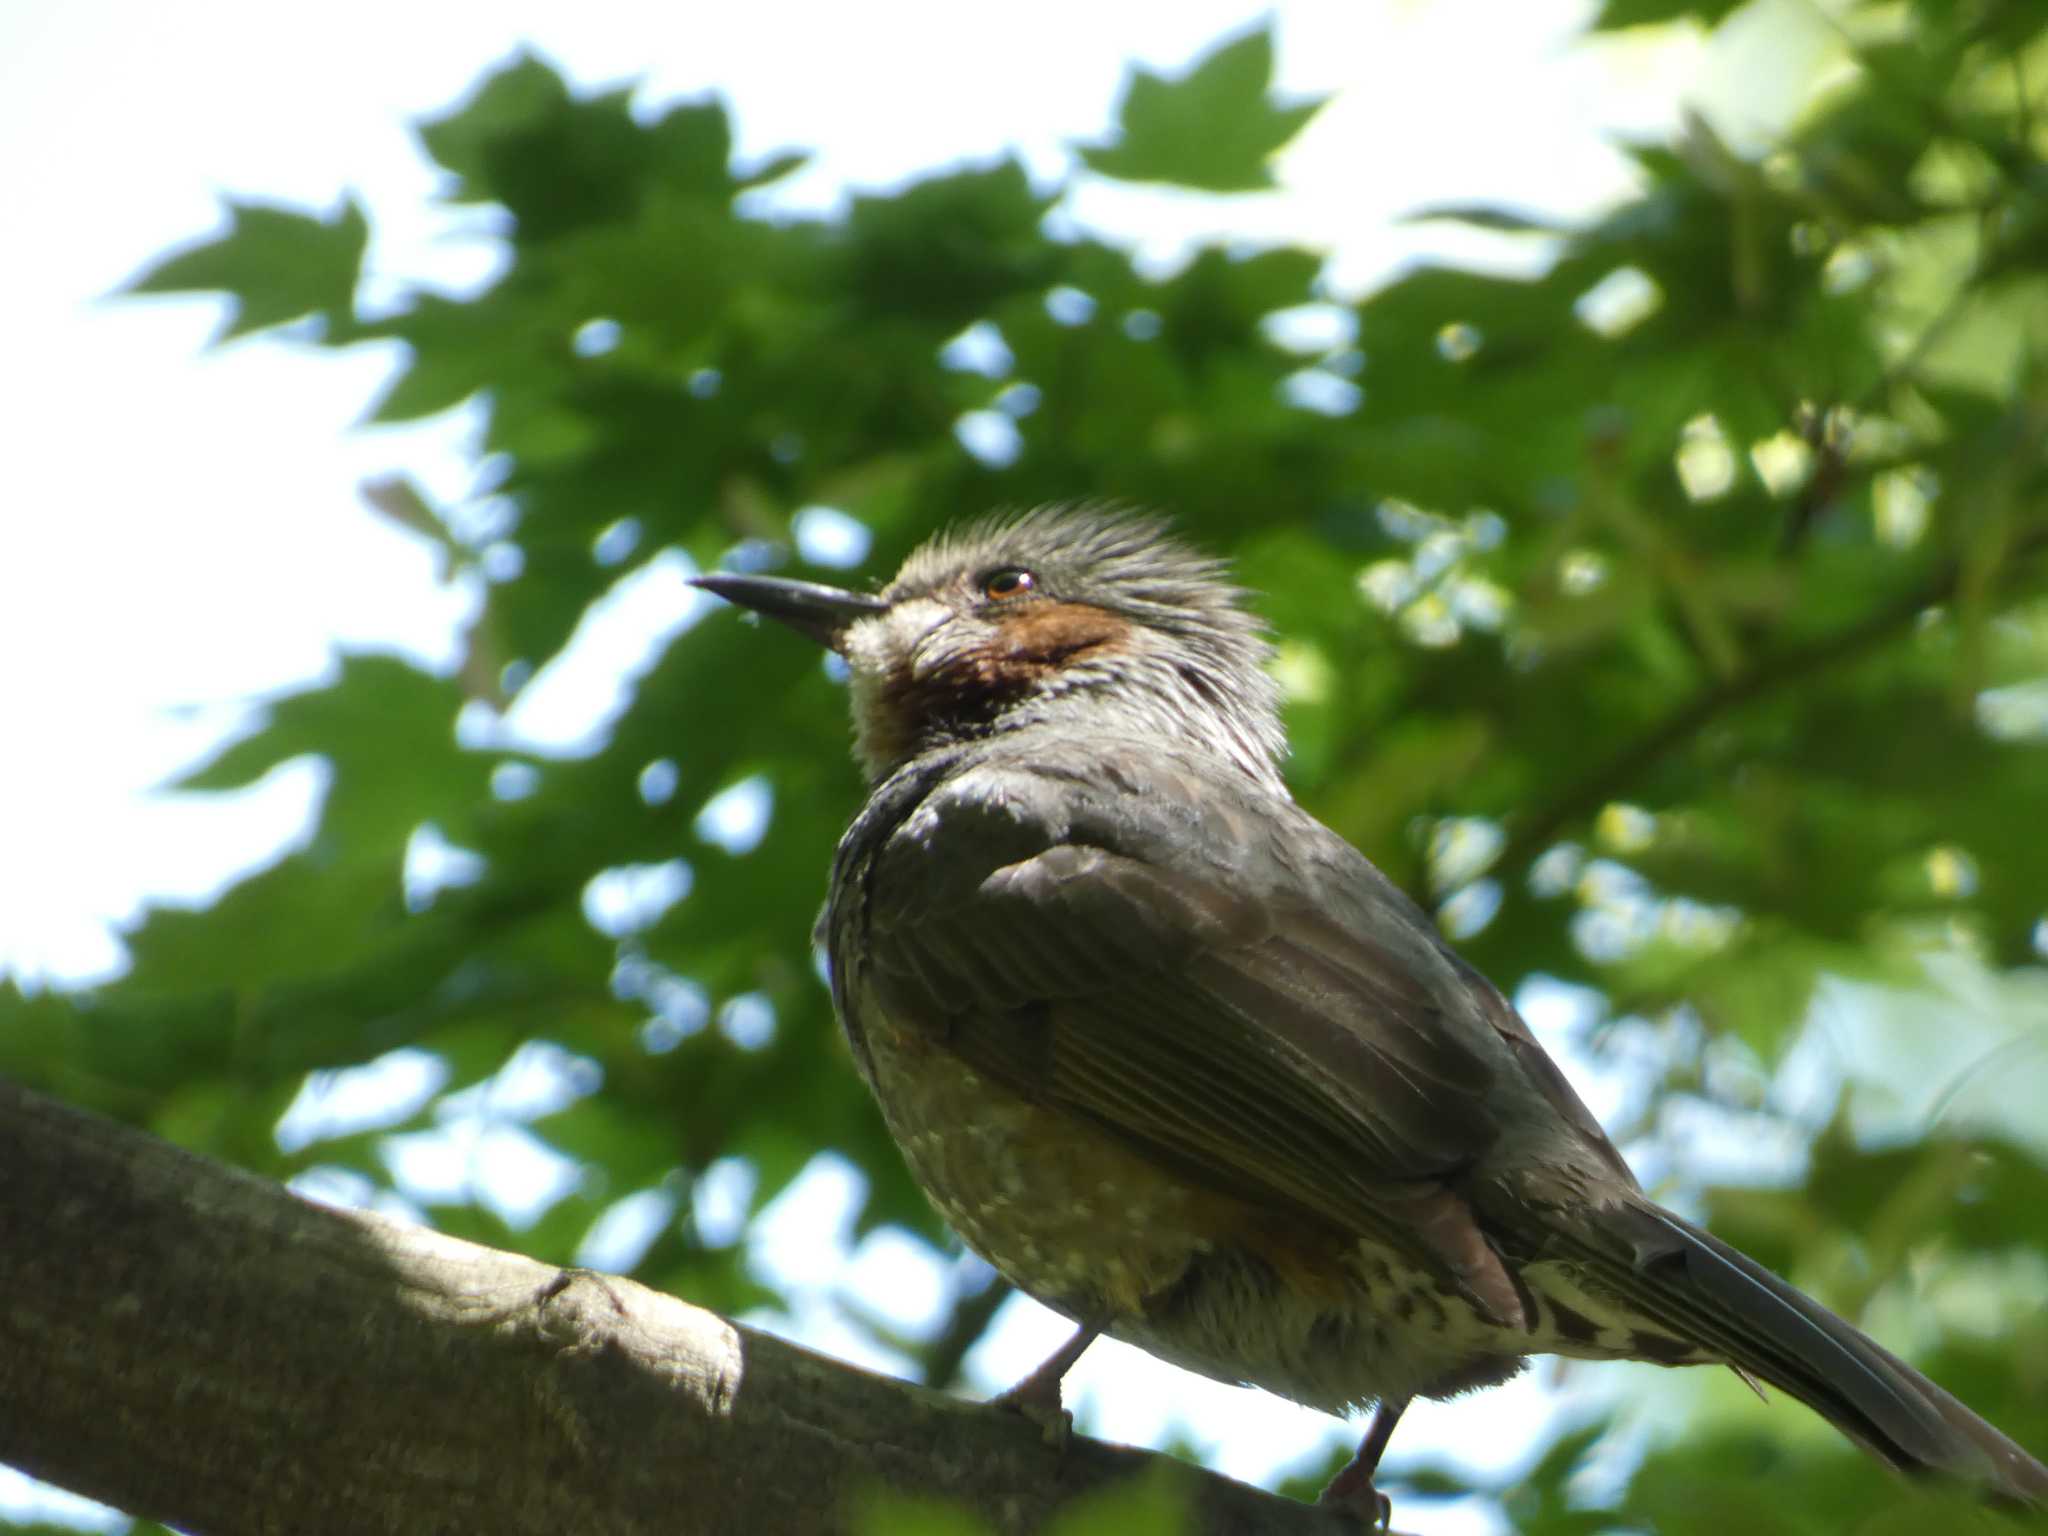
857;756;1534;1318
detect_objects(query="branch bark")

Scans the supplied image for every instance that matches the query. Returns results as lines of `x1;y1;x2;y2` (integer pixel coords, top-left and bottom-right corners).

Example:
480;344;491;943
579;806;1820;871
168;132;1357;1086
0;1079;1357;1536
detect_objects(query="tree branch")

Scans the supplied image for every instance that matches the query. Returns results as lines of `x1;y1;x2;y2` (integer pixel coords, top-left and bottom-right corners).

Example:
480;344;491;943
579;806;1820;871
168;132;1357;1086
0;1079;1357;1536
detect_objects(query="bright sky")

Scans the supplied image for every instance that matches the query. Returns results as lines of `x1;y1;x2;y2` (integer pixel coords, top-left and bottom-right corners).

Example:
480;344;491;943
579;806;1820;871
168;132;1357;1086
0;3;1869;1531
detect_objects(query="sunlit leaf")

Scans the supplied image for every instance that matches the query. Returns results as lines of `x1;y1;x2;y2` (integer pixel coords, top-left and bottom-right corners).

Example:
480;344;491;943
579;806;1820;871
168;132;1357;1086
1079;23;1326;192
123;197;367;341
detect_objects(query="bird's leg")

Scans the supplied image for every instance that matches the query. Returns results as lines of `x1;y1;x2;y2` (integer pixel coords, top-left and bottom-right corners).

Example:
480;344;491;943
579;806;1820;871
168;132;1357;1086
1318;1396;1410;1528
990;1325;1100;1449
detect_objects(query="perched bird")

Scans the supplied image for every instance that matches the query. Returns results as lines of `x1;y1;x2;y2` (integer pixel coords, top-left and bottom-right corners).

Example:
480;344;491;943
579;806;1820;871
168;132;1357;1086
693;505;2048;1519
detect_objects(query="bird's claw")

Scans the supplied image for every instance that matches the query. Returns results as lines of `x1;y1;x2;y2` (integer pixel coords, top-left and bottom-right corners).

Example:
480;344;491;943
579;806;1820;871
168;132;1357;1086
1317;1396;1405;1527
1316;1468;1392;1529
990;1373;1074;1452
988;1324;1097;1456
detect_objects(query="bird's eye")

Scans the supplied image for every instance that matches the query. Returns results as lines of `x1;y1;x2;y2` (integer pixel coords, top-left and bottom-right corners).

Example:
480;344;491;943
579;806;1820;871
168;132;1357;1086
982;568;1037;601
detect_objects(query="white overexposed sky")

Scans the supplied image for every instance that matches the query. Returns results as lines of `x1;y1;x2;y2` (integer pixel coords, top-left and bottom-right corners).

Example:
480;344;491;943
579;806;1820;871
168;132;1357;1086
0;3;1897;1532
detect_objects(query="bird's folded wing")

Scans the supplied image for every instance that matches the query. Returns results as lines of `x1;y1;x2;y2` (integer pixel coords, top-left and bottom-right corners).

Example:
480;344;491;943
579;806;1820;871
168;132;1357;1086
858;758;1529;1316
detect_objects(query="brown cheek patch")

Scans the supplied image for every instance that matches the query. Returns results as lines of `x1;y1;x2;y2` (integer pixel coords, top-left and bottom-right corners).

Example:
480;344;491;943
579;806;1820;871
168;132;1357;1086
991;602;1128;676
877;603;1128;746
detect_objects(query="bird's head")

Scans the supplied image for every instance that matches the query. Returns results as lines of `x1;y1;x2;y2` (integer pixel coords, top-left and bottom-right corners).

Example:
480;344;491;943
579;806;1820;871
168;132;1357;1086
693;505;1285;788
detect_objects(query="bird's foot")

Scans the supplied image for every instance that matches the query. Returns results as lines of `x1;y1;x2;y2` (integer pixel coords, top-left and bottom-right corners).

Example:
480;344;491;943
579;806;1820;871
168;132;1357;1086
992;1379;1073;1452
989;1325;1099;1451
1316;1396;1409;1529
1316;1460;1392;1528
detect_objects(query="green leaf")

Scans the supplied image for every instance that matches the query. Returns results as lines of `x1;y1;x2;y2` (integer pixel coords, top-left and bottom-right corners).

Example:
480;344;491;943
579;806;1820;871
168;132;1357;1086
737;149;809;190
417;54;741;239
120;852;400;998
1079;23;1326;192
1402;203;1563;234
850;1492;990;1536
175;652;489;860
1046;1464;1196;1536
1591;0;1752;29
123;197;367;341
844;159;1055;325
540;1097;677;1190
417;52;574;195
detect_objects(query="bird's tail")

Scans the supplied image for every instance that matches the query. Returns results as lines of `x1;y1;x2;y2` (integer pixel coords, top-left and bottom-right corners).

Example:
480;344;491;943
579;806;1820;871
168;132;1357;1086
1589;1200;2048;1505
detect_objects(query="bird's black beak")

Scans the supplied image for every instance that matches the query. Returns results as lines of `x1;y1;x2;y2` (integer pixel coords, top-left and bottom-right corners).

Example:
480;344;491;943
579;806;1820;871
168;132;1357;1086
690;571;890;652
